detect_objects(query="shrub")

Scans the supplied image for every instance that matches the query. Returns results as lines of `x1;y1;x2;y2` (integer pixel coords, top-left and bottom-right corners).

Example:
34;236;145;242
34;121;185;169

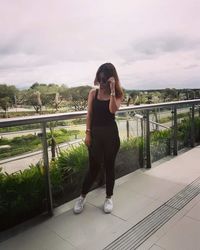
0;165;45;231
151;129;171;141
49;161;63;196
56;143;88;176
120;137;143;151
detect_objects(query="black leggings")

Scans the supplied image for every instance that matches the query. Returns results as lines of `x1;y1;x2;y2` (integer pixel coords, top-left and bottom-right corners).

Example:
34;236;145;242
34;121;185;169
82;123;120;197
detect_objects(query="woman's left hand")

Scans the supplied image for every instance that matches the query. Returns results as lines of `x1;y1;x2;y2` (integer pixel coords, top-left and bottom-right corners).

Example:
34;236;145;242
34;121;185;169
108;77;115;92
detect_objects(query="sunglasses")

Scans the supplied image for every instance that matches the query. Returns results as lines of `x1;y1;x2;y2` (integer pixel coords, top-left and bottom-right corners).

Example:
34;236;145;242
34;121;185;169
98;76;112;85
98;76;108;85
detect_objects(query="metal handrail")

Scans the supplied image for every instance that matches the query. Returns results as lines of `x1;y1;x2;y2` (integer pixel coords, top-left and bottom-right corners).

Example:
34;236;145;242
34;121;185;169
133;113;170;129
0;99;200;128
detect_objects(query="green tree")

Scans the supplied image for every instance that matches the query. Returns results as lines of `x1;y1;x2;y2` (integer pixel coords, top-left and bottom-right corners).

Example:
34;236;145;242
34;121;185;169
126;90;139;105
43;92;63;112
29;83;66;111
146;94;153;104
25;90;42;113
0;84;18;102
162;88;178;102
0;97;12;117
59;84;70;99
68;86;92;111
0;84;18;116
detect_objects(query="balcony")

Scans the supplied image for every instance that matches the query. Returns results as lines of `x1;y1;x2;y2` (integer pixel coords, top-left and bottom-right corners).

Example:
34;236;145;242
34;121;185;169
0;100;200;250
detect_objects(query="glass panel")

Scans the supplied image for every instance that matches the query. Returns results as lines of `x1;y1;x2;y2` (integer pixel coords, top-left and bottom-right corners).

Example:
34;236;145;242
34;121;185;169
45;119;85;163
194;105;200;142
47;117;87;208
177;104;192;150
0;124;46;231
116;110;143;176
149;107;172;163
0;124;44;172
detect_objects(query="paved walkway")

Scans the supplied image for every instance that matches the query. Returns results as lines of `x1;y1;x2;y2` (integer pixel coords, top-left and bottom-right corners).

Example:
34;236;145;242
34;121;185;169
0;146;200;250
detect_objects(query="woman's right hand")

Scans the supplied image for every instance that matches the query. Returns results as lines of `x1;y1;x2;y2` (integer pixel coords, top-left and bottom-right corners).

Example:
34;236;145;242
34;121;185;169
84;133;91;147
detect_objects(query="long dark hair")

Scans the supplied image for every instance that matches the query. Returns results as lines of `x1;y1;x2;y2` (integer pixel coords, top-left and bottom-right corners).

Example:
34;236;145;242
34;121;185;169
94;63;124;99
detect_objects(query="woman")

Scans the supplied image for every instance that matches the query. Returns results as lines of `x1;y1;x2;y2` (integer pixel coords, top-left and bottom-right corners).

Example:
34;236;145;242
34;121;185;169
74;62;123;214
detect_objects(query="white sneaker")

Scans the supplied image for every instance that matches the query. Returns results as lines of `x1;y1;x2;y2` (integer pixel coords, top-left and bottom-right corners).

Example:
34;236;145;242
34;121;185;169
73;196;86;214
103;198;113;213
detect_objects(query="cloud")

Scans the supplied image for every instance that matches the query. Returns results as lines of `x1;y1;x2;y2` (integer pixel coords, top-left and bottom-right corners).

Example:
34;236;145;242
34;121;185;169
119;35;200;63
184;64;199;69
134;36;199;54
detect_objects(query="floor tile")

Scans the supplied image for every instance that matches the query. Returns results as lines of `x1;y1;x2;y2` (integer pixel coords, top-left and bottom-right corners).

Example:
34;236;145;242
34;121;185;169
186;200;200;221
137;207;188;250
156;216;200;250
146;147;200;185
149;244;166;250
155;183;185;202
80;220;134;250
110;185;157;220
137;193;200;250
0;224;76;250
121;173;177;201
45;203;127;249
128;199;164;225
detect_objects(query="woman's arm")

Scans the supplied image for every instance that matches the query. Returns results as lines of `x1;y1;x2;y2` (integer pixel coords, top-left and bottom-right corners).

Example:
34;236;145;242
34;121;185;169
108;77;122;113
109;95;122;114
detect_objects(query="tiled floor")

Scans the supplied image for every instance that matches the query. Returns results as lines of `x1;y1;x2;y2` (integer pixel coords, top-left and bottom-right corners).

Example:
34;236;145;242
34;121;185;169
0;146;200;250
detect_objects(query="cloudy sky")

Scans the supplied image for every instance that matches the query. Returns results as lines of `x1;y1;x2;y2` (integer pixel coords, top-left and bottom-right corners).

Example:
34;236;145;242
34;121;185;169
0;0;200;90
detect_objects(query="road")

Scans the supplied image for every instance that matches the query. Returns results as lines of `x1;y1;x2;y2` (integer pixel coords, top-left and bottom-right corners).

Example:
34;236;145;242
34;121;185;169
0;139;83;174
0;124;86;139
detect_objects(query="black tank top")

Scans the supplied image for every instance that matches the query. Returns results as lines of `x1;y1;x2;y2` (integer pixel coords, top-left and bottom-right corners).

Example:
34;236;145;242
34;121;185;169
91;89;115;127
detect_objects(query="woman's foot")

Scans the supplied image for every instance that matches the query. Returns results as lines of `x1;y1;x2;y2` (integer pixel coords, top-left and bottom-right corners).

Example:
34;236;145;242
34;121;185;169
73;196;86;214
103;198;113;213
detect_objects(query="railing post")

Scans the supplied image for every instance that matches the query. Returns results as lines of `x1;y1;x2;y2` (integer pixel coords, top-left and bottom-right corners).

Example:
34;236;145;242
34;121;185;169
173;106;178;156
126;114;130;140
199;105;200;117
41;122;53;216
140;117;145;168
146;110;151;168
190;104;195;147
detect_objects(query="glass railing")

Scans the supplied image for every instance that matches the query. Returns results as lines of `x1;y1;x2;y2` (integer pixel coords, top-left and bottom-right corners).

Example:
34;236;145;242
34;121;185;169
0;100;200;231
